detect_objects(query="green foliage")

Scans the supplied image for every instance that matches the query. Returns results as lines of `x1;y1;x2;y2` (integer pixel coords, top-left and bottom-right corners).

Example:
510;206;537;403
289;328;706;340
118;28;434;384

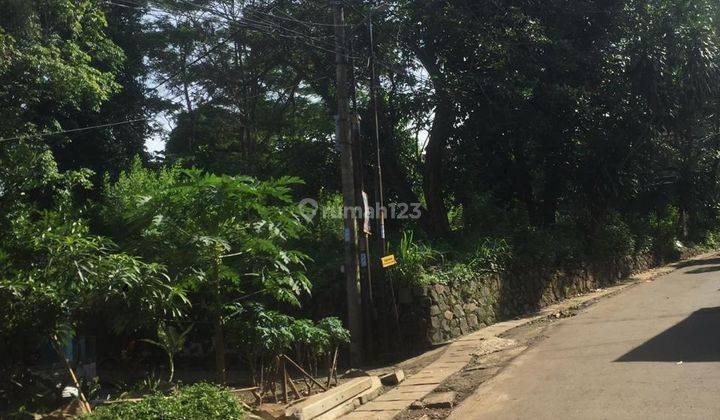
467;238;512;275
103;161;311;308
290;319;330;359
0;158;186;415
0;170;187;360
230;304;349;384
234;305;295;360
146;1;337;192
7;0;720;411
84;383;245;420
388;231;443;286
140;323;194;383
317;317;351;347
387;232;512;287
0;0;122;134
102;162;314;382
430;262;478;286
589;217;636;263
1;208;186;335
313;192;344;243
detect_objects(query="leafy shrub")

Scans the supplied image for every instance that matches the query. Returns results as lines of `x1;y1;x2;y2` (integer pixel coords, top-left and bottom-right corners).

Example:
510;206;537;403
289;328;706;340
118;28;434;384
85;383;244;420
418;238;511;286
230;305;350;387
233;304;294;365
509;221;587;269
287;317;349;376
388;231;442;286
317;317;351;347
431;261;477;285
467;238;512;274
647;206;680;258
290;319;330;373
702;230;720;249
140;322;193;383
511;227;559;267
590;217;635;262
313;192;344;241
462;192;505;237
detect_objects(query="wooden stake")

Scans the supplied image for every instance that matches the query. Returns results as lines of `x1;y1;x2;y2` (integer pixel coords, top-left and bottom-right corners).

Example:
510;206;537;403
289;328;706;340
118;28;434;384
283;355;327;391
51;336;92;414
288;377;302;400
269;361;278;402
281;357;289;403
326;347;338;388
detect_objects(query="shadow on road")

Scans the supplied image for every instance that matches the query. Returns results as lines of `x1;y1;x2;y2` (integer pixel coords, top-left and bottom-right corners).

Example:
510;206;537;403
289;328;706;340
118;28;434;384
676;257;720;268
685;265;720;274
615;307;720;362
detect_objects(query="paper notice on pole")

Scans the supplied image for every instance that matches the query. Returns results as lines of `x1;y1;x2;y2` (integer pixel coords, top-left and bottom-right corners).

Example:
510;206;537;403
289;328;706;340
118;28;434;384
362;191;371;234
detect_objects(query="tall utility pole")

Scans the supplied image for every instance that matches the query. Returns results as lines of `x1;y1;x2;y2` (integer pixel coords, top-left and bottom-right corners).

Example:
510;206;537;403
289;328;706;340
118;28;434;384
333;0;363;366
369;8;400;337
349;41;375;354
369;7;386;259
351;114;375;354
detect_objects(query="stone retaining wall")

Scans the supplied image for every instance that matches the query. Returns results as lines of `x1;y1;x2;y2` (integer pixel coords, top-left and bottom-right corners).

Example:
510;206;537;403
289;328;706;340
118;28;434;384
395;256;657;350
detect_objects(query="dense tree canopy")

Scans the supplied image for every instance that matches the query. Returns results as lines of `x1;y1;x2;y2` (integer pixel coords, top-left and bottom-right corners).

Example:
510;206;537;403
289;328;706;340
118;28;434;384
4;0;720;415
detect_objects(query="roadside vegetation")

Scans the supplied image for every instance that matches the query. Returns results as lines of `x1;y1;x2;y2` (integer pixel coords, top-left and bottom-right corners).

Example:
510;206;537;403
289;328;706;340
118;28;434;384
3;0;720;417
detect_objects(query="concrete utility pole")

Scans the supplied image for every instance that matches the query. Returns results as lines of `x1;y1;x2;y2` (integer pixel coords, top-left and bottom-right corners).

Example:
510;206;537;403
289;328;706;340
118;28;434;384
351;113;375;354
333;0;363;366
369;7;400;341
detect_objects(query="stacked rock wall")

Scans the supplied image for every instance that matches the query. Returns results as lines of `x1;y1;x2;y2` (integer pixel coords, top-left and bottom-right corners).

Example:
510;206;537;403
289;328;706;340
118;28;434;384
395;256;657;350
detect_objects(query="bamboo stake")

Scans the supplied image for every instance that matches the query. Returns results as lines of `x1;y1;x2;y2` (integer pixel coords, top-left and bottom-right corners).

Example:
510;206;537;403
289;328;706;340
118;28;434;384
280;356;289;403
268;360;278;403
51;336;92;414
326;347;338;388
258;359;267;404
283;355;327;391
288;377;302;400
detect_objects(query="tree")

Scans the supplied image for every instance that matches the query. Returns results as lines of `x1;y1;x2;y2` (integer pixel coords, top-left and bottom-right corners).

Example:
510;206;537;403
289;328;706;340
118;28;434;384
0;167;187;413
103;162;311;383
0;0;123;137
51;0;156;186
144;1;340;194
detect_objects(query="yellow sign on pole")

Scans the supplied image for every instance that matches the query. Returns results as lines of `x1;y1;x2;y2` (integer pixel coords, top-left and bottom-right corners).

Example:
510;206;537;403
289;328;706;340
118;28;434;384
381;254;397;268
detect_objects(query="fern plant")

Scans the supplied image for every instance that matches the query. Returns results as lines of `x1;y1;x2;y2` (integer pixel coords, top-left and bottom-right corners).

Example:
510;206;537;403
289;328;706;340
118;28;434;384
141;322;193;383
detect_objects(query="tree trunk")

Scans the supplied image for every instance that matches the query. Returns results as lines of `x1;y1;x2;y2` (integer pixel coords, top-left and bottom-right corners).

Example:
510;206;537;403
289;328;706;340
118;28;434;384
413;42;453;238
422;92;453;238
214;313;227;384
372;91;439;235
212;260;227;384
167;353;175;383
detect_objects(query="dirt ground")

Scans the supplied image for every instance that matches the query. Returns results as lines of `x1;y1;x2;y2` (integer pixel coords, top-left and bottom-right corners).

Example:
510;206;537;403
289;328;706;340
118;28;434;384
239;344;449;409
393;313;574;419
243;282;647;415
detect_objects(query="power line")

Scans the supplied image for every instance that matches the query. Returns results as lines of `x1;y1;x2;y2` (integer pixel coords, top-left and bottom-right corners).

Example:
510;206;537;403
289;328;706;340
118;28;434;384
0;73;331;144
2;1;353;144
148;0;356;56
110;0;366;62
0;119;150;144
262;6;354;28
148;26;244;91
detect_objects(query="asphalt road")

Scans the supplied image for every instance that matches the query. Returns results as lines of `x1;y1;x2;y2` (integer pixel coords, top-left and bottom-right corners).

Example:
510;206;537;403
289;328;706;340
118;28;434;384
448;254;720;420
